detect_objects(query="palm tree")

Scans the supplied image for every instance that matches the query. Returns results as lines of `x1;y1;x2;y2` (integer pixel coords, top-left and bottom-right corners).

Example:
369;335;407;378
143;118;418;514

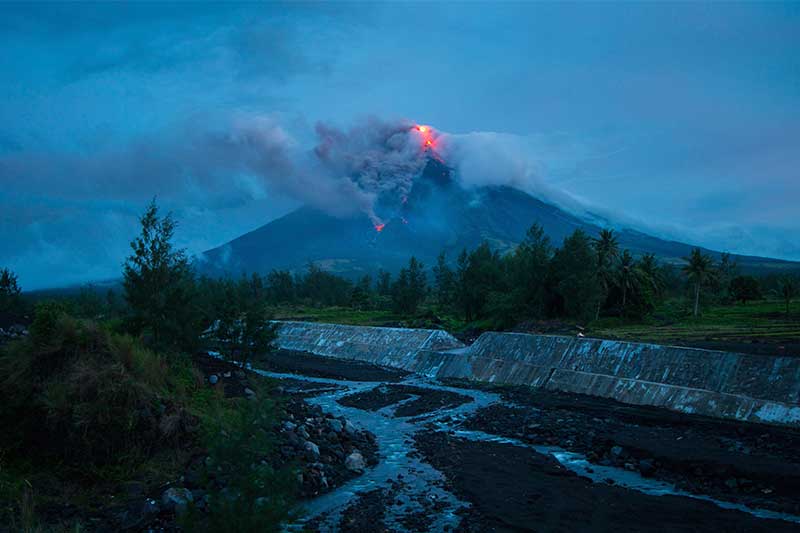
592;229;619;319
617;250;640;312
776;276;798;317
682;248;715;317
637;253;664;297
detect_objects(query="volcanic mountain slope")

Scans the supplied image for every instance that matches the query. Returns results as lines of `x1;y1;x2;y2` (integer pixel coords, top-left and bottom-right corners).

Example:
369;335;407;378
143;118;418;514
199;158;799;278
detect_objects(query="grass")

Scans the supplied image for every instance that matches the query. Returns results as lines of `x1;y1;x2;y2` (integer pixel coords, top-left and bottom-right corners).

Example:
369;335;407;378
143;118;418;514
0;305;295;531
270;299;800;350
590;298;800;345
271;305;405;327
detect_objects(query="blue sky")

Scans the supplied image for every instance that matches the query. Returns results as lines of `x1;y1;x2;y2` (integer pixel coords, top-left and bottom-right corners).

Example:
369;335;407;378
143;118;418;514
1;2;799;289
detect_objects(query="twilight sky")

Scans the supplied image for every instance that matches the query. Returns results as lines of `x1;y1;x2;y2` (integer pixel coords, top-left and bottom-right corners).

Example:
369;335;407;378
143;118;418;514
1;2;799;289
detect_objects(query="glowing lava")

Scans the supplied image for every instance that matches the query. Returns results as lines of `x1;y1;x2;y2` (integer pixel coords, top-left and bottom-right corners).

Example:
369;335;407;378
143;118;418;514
414;124;437;151
374;223;386;232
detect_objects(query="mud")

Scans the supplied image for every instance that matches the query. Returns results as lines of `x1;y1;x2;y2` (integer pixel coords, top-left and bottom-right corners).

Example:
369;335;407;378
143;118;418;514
258;349;410;382
450;380;800;515
338;384;472;417
415;431;799;533
250;350;800;532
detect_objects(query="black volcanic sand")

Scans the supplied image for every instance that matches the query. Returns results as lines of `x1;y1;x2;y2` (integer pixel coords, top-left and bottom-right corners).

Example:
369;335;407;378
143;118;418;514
414;430;800;533
256;348;409;382
337;384;472;417
446;379;800;516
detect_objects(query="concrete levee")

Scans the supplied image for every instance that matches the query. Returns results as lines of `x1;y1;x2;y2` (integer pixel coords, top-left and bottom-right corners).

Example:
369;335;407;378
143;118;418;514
274;322;800;426
276;321;464;375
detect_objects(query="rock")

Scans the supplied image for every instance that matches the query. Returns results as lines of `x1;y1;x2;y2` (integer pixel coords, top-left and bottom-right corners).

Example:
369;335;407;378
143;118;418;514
725;478;739;489
235;370;246;379
283;421;297;432
244;388;256;397
208;375;219;385
161;487;193;513
298;426;310;440
344;420;357;436
345;451;366;472
610;445;624;458
119;498;160;530
223;371;232;378
638;459;656;477
304;440;320;460
327;419;343;433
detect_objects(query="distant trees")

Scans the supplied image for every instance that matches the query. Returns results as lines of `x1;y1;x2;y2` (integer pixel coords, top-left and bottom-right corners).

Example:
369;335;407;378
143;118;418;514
682;248;716;317
730;276;761;304
0;267;22;314
551;230;601;323
214;278;277;368
776;277;798;317
391;257;427;314
432;252;455;308
592;229;620;320
123;199;198;350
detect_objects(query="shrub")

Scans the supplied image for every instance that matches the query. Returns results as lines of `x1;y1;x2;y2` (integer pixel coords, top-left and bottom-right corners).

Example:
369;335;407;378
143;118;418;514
0;304;193;468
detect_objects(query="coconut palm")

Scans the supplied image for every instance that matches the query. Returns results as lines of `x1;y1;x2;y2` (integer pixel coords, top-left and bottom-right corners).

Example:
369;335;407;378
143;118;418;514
592;229;620;319
616;250;640;312
682;248;715;317
637;253;664;297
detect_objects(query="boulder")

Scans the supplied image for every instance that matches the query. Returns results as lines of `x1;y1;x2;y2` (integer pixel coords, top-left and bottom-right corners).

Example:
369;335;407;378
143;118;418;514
161;487;193;513
327;419;343;433
345;451;366;472
208;375;219;385
304;440;320;460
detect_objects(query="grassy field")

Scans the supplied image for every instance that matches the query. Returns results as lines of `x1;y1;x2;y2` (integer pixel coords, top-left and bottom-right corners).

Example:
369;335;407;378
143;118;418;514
590;298;800;351
270;306;403;326
270;299;800;355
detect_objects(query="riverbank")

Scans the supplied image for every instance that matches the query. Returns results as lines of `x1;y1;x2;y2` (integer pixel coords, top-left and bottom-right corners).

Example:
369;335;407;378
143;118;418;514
255;349;800;531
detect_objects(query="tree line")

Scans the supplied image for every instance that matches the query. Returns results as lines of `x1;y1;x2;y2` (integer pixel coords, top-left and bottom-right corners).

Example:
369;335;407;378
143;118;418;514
2;202;799;352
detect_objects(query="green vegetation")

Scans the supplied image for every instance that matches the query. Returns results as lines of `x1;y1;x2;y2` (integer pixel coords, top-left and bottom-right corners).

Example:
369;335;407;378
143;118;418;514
0;200;295;531
592;298;800;346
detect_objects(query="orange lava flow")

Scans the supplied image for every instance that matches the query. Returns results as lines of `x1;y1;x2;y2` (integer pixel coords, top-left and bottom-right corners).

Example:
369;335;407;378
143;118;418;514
374;223;386;232
414;124;437;150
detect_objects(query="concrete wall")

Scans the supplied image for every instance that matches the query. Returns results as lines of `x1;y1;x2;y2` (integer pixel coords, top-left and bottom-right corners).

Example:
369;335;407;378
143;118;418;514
274;322;800;427
276;321;464;375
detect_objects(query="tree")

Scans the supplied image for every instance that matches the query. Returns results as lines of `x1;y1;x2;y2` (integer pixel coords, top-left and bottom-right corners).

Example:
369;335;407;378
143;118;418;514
391;257;427;315
215;280;277;368
432;252;455;308
637;253;664;298
510;223;551;318
714;252;739;303
550;230;601;323
682;247;715;317
350;275;373;310
123;199;197;349
376;270;392;296
592;229;620;319
616;250;641;313
730;276;761;304
0;267;22;314
266;270;295;304
776;276;798;317
456;243;504;321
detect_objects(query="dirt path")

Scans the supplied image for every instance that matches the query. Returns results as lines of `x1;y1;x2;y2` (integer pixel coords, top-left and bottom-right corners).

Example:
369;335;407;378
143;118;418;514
256;350;800;532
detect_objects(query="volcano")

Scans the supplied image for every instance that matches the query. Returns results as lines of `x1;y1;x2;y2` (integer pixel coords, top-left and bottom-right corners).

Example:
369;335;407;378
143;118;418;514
199;158;798;278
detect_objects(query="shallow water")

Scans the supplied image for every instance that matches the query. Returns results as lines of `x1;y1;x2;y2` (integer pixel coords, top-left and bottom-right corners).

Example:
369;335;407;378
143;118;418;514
247;365;800;530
